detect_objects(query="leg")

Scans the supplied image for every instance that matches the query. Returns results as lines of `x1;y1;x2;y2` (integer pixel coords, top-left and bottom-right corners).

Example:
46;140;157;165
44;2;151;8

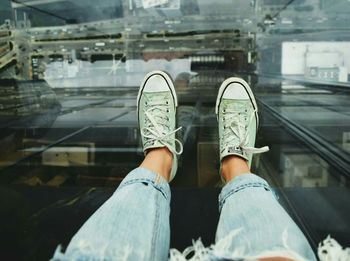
51;166;171;261
213;78;316;260
215;157;316;260
51;71;183;261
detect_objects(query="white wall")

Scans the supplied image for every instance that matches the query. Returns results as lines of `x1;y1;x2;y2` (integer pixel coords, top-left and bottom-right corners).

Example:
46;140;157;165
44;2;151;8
281;42;350;75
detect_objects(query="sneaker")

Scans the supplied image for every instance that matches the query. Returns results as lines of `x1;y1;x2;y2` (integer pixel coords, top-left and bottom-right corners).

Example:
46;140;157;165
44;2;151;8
215;77;269;168
137;71;183;181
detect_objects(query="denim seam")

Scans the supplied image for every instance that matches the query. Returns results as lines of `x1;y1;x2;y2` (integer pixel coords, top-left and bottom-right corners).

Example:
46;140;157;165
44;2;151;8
119;178;169;200
219;182;271;211
150;191;161;260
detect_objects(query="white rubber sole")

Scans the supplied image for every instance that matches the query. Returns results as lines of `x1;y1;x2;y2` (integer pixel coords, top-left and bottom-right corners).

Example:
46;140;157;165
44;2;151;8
137;70;178;109
215;77;259;125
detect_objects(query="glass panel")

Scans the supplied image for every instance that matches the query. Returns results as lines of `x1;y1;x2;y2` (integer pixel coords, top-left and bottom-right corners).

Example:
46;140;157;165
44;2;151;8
0;0;349;259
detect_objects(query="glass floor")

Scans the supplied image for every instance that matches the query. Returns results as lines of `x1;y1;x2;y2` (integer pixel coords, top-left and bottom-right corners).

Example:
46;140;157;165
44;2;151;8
0;0;349;260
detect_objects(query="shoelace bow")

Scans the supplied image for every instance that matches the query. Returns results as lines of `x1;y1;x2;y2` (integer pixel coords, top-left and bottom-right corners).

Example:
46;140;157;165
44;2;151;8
141;99;183;155
222;107;269;155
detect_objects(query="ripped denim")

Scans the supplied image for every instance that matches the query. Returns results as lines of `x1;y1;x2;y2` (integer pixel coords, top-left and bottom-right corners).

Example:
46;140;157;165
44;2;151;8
51;168;317;261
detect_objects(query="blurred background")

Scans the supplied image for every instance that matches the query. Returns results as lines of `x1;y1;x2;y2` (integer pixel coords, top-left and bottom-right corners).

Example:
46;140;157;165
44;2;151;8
0;0;349;260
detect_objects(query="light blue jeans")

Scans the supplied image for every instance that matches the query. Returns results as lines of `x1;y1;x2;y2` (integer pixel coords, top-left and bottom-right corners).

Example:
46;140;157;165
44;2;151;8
51;168;317;261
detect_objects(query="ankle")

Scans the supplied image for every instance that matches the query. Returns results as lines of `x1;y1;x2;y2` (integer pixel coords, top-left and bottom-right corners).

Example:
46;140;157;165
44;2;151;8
221;155;250;182
140;147;173;181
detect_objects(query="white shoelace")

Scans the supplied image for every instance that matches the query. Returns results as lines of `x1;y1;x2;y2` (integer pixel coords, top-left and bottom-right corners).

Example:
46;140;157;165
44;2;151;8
141;99;183;155
223;108;269;155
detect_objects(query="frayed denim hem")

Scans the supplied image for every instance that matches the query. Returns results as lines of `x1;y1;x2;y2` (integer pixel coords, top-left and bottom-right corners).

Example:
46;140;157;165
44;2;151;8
51;241;147;261
169;230;349;261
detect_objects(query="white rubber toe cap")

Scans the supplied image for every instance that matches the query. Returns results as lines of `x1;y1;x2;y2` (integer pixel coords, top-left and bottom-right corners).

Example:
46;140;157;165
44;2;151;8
215;77;256;115
137;70;178;107
222;82;250;100
143;73;170;93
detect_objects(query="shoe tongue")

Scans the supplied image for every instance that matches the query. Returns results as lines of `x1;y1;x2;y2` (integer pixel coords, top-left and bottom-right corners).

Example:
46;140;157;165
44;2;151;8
144;95;170;133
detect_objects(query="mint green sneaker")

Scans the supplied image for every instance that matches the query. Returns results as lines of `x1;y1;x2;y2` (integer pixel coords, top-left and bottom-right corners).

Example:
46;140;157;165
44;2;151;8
137;71;183;181
215;77;269;169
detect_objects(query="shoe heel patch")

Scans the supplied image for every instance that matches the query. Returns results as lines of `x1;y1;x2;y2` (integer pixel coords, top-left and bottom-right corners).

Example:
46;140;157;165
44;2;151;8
228;146;243;155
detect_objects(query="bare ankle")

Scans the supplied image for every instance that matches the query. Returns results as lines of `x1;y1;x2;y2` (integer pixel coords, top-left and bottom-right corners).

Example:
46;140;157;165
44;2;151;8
140;147;173;181
221;155;250;182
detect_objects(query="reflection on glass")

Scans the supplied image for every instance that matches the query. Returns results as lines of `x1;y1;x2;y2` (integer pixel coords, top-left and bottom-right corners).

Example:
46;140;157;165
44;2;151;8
0;0;350;188
0;0;350;259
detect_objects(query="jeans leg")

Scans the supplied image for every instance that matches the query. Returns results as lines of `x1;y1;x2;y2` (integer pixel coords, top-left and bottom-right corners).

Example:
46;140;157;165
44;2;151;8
214;174;317;261
51;167;171;261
